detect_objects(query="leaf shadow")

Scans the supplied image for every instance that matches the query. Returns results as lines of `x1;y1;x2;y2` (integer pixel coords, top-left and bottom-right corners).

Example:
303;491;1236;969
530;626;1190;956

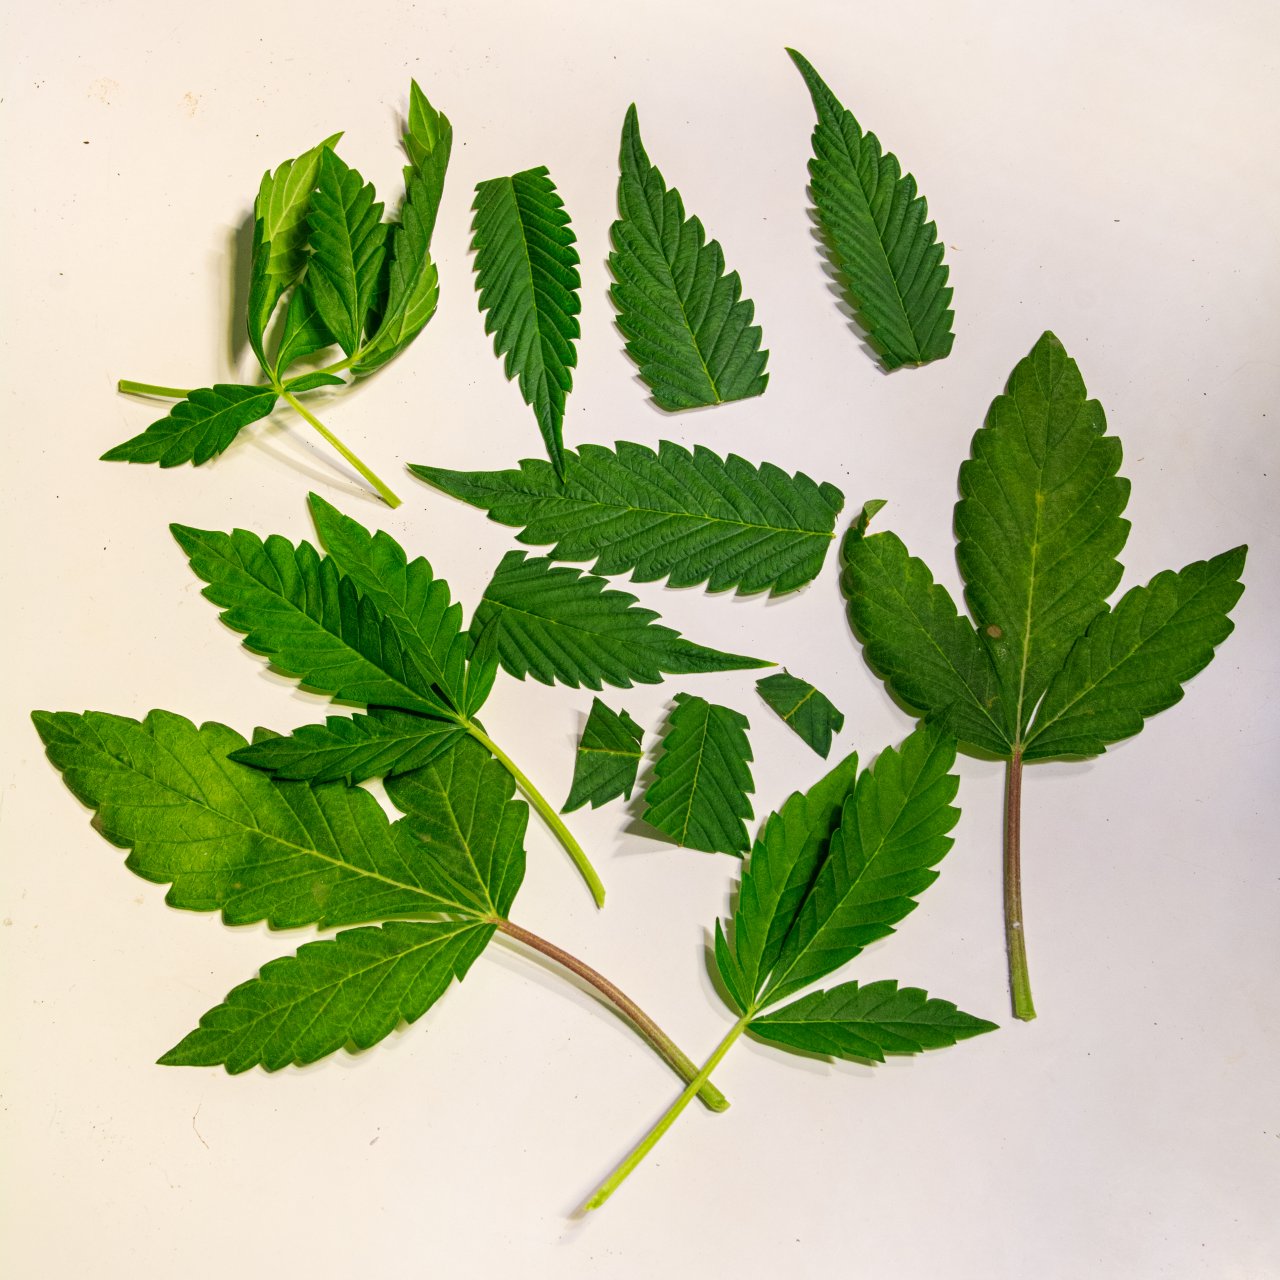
225;210;255;369
806;200;891;377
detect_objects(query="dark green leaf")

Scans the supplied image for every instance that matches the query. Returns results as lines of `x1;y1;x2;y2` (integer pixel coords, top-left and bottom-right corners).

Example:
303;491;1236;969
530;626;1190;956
102;385;278;467
160;919;492;1073
955;331;1130;739
721;751;859;1007
750;979;996;1061
788;49;953;370
642;694;754;856
384;735;528;919
274;284;338;373
306;148;389;356
609;105;768;410
471;551;770;690
412;440;844;596
471;166;580;475
1024;547;1247;760
230;708;464;785
172;522;454;717
756;670;845;757
761;724;960;1007
562;698;644;813
30;709;487;927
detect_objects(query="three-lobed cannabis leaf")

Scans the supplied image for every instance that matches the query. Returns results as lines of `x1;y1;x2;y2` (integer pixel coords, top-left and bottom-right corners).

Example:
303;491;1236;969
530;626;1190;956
840;331;1248;1018
788;49;954;371
643;694;755;856
413;440;845;596
755;670;845;758
106;81;451;508
562;699;644;813
586;723;996;1207
609;105;769;410
471;166;581;477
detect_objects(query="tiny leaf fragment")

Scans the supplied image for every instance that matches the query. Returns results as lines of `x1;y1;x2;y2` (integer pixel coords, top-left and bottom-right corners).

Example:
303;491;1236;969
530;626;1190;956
756;670;845;757
562;698;644;813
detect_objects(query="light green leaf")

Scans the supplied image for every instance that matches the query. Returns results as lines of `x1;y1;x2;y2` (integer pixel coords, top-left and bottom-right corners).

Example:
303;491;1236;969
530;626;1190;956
384;735;528;920
402;79;452;244
305;148;389;356
956;330;1130;738
643;694;754;856
247;133;342;368
609;105;768;411
761;724;959;1007
274;284;337;373
471;551;770;690
788;49;953;370
282;370;345;394
562;698;644;813
750;979;996;1062
722;751;859;1006
30;709;490;928
1024;547;1247;760
471;166;581;476
101;385;278;468
172;522;454;717
160;919;492;1073
307;493;468;710
230;708;464;785
756;670;845;758
412;440;844;596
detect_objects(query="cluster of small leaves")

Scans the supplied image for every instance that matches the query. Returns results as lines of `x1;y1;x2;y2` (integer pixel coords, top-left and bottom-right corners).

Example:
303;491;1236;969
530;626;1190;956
104;83;450;490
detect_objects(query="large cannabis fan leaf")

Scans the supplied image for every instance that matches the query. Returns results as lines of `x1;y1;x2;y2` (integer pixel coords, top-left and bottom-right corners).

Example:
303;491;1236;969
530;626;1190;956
413;440;844;596
471;166;581;476
840;331;1248;1019
471;551;770;689
609;105;768;411
788;49;953;370
643;695;754;856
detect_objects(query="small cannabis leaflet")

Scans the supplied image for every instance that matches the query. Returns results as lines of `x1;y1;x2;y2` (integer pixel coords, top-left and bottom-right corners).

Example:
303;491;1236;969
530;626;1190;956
105;82;450;507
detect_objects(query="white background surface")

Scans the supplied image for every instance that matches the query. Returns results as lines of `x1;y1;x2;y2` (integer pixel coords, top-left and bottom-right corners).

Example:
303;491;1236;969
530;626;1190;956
2;1;1278;1275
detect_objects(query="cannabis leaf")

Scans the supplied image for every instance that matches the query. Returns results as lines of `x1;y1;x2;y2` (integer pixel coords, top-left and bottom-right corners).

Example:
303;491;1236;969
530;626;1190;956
840;332;1248;1018
642;695;754;856
562;699;644;813
756;670;845;758
586;724;995;1208
412;440;844;596
788;49;953;371
471;551;770;690
609;105;768;410
471;166;581;476
101;384;280;467
110;82;452;508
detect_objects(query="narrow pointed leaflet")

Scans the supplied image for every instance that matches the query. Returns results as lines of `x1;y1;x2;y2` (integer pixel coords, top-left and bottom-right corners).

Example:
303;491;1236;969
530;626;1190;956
34;700;723;1102
471;166;581;476
841;332;1247;1018
643;695;754;856
585;724;995;1209
109;81;452;506
788;49;953;370
177;497;607;906
562;699;644;813
756;670;845;758
609;105;769;410
471;551;770;689
413;440;844;596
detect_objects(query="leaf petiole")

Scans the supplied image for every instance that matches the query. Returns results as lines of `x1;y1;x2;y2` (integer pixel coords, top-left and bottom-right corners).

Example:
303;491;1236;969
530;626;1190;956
583;1014;749;1210
1004;750;1036;1020
118;379;195;399
280;390;401;509
467;724;606;907
496;918;726;1111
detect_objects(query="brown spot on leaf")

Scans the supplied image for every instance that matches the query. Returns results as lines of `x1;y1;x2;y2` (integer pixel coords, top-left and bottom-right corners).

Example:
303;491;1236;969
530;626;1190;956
986;625;1003;638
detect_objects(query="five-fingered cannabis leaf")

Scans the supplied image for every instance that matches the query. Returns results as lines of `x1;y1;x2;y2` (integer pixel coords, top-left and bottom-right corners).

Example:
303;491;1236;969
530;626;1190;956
584;723;996;1208
471;165;581;477
105;81;451;508
31;713;726;1108
413;440;845;597
174;495;765;906
840;331;1248;1019
609;105;769;410
788;49;954;371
